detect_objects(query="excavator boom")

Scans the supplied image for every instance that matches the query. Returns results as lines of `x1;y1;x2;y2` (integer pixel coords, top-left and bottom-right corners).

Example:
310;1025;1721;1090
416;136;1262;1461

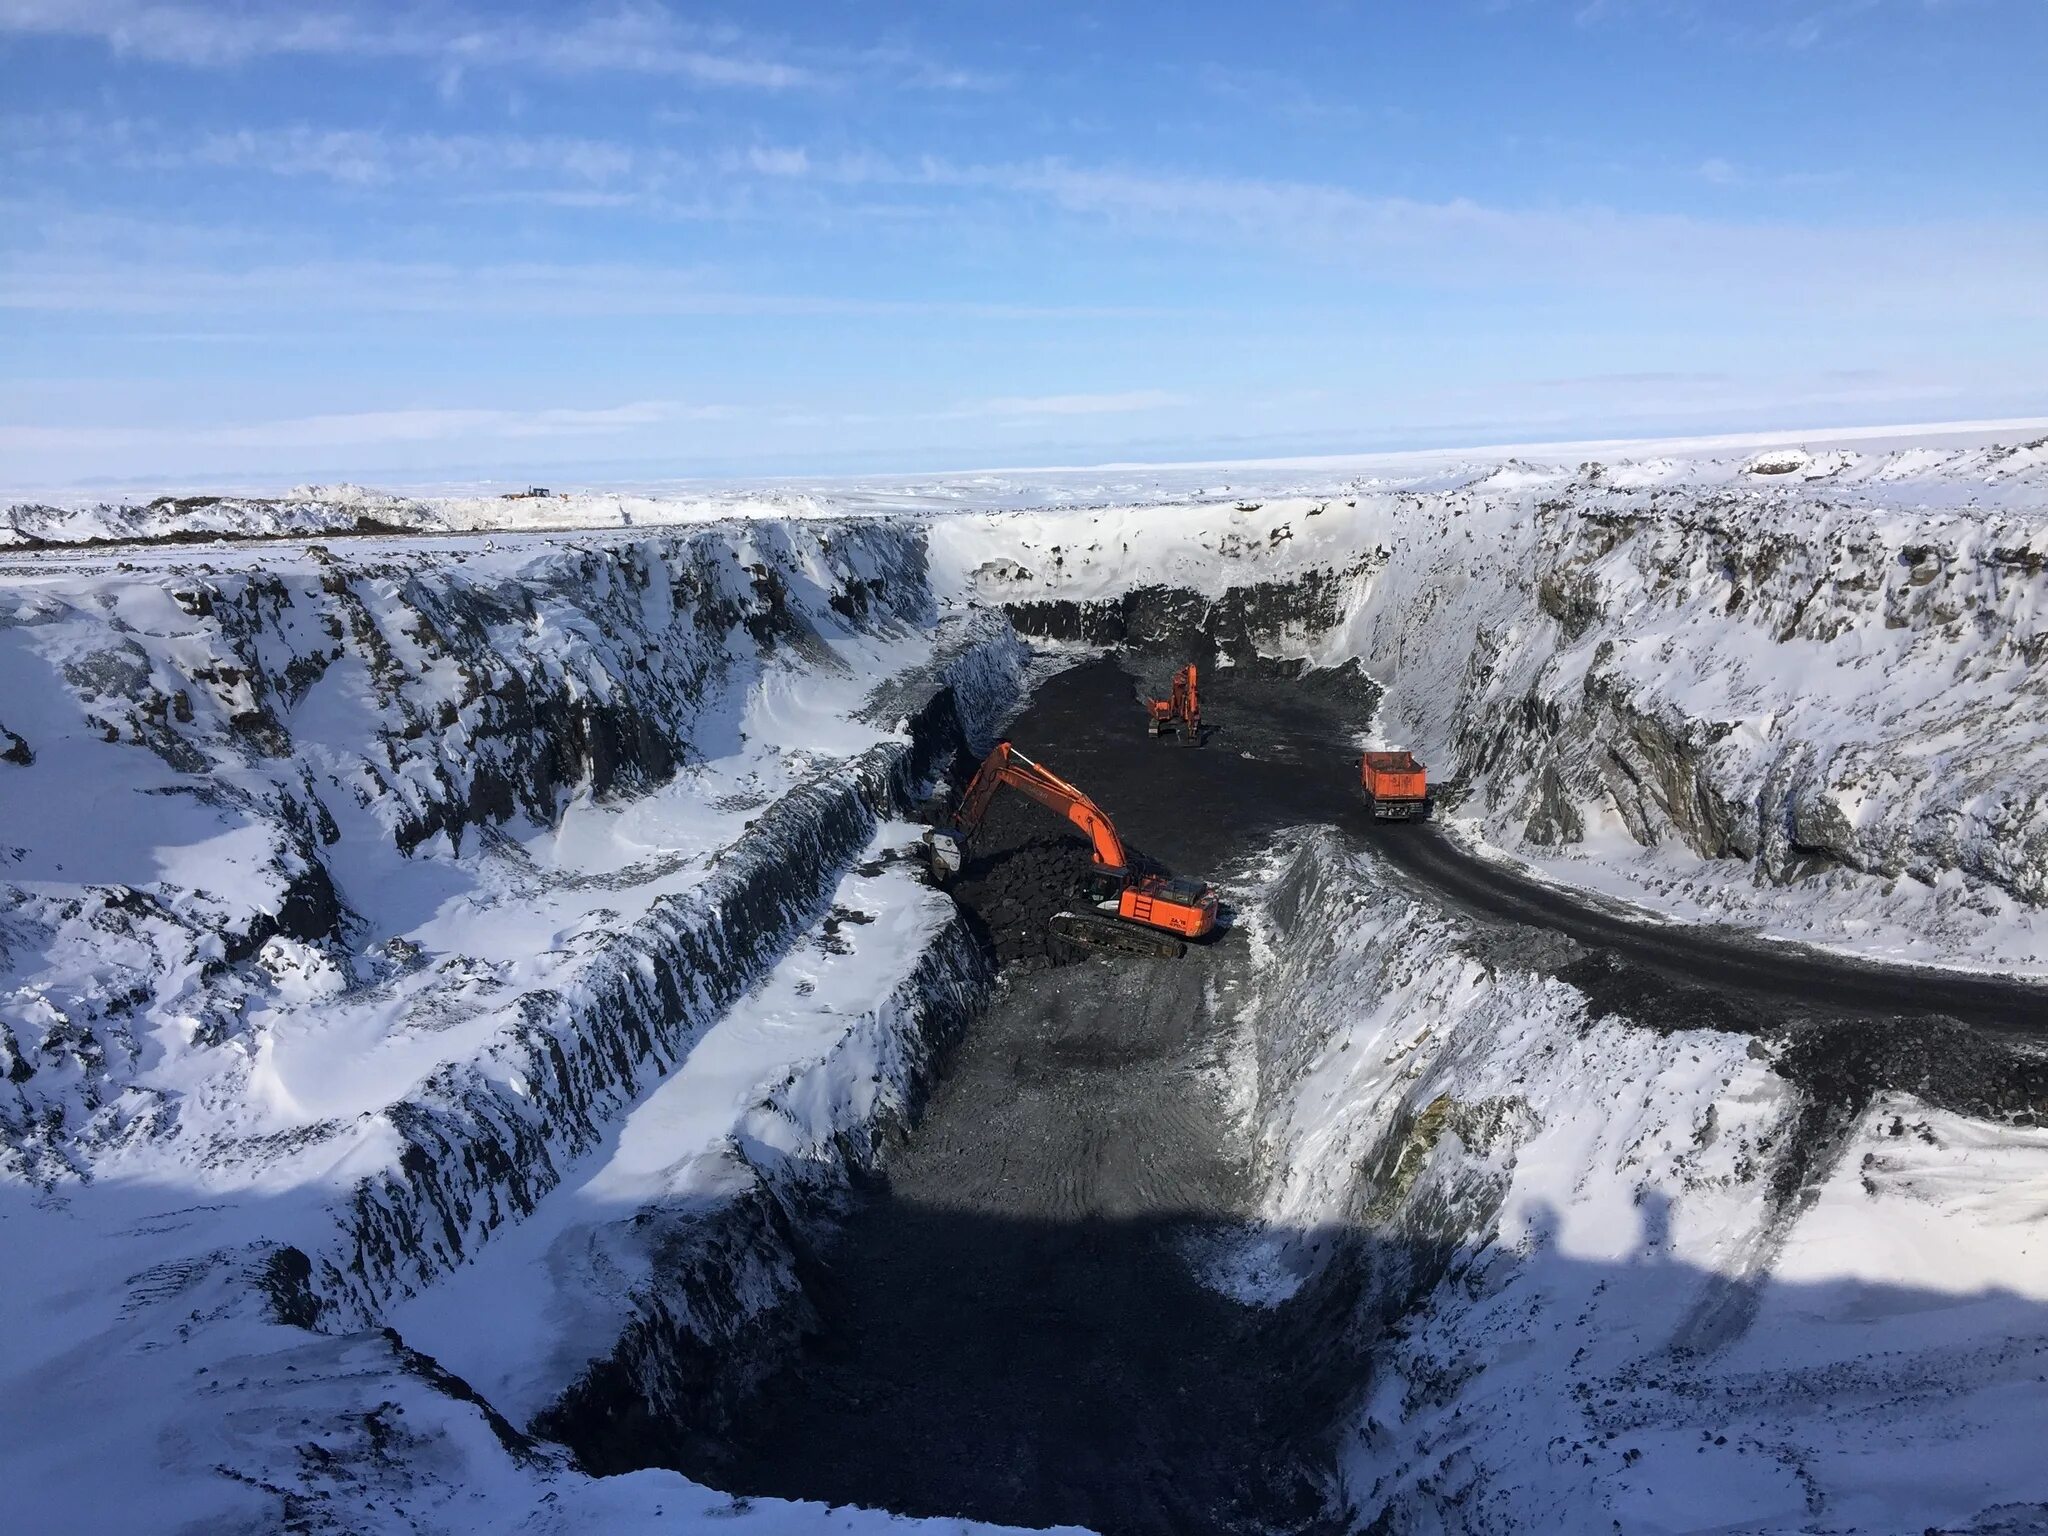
948;741;1127;873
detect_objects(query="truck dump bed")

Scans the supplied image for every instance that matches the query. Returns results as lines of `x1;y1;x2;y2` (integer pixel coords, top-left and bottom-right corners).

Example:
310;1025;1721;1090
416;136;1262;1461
1360;750;1428;814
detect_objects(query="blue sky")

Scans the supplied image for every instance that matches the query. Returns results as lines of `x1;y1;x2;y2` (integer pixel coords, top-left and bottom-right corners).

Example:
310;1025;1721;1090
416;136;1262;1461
3;0;2045;489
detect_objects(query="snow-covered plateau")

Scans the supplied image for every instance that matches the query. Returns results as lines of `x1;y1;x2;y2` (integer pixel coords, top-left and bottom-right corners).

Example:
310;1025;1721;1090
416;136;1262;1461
3;427;2046;1535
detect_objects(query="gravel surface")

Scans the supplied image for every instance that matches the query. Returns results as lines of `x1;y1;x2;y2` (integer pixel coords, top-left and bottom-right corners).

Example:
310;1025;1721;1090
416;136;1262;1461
700;651;2048;1535
710;657;1357;1534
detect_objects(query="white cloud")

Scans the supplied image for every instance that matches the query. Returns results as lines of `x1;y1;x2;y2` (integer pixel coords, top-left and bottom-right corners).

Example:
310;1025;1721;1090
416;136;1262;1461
0;251;1175;321
1690;155;1846;190
736;145;811;179
0;1;774;87
4;126;2041;326
922;157;2045;316
4;114;660;187
0;392;1201;460
185;126;642;186
0;0;986;92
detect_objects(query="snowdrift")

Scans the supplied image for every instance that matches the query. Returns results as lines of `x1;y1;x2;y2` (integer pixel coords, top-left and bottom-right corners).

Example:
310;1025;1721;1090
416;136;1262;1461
0;518;1047;1533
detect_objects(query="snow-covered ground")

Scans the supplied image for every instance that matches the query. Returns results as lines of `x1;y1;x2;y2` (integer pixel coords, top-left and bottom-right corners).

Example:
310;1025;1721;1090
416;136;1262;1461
0;827;1038;1536
0;518;1043;1533
10;416;2044;534
1219;830;2048;1534
5;422;2046;1533
926;434;2048;974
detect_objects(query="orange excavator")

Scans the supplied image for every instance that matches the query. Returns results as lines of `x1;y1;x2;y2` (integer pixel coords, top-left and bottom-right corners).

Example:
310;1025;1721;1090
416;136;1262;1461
925;740;1218;957
1146;664;1201;745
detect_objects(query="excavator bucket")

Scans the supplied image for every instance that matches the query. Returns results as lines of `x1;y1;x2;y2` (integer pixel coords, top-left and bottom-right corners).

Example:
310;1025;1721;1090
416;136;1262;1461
924;826;967;882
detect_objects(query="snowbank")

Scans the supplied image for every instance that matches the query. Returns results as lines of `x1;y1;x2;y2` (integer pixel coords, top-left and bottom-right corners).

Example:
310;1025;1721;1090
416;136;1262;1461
1220;830;2048;1533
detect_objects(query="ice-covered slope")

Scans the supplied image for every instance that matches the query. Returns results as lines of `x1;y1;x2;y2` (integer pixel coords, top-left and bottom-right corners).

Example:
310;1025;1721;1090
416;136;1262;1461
0;520;1044;1533
928;437;2048;971
6;429;2045;1532
1217;831;2048;1534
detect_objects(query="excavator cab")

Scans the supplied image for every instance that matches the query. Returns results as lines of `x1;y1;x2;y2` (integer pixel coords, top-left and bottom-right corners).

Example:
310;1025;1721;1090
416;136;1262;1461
1081;863;1127;903
1116;874;1217;937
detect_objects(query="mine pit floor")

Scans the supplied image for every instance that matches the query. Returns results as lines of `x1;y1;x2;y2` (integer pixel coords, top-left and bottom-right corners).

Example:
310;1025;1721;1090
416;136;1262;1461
690;651;2048;1535
707;655;1366;1534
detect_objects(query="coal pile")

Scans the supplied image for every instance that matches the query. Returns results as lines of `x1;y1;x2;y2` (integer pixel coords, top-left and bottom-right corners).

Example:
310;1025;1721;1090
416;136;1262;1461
943;797;1100;971
949;835;1092;970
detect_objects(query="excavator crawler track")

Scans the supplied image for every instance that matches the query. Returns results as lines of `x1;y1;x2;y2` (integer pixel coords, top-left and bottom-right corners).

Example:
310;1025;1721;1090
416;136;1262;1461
1049;910;1187;959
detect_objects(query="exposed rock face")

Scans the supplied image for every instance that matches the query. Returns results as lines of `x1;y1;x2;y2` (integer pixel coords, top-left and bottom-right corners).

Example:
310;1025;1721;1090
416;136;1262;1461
0;519;1032;1325
1448;494;2048;895
329;739;922;1320
0;522;956;1190
532;909;994;1474
1002;562;1370;661
1;510;1042;1534
1220;831;2048;1535
932;453;2048;961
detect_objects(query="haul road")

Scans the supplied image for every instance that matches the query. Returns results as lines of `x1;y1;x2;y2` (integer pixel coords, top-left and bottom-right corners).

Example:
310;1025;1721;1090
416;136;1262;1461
705;648;2048;1536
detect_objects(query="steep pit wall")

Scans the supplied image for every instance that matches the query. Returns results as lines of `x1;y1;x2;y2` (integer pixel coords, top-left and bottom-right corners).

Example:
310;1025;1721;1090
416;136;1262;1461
0;520;1032;1329
1001;564;1368;664
1219;829;2048;1532
0;510;1042;1536
1453;494;2048;895
1218;832;1794;1323
0;521;947;1183
531;904;995;1474
328;716;968;1320
927;468;2048;962
305;616;1030;1326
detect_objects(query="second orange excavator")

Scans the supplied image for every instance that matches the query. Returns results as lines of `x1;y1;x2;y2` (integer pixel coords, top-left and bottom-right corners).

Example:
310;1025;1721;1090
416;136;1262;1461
1145;664;1202;745
925;740;1218;956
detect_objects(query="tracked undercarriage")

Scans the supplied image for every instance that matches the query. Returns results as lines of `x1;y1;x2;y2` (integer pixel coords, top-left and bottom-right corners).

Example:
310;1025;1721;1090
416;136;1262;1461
1049;907;1188;958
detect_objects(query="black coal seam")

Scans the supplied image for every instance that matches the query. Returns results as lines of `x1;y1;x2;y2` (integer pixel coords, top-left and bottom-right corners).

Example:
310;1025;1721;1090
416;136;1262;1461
529;910;995;1475
308;671;991;1328
1001;574;1352;663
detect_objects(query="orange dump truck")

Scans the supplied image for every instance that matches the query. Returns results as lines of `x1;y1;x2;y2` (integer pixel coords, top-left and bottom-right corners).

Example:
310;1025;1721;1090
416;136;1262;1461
1360;749;1430;821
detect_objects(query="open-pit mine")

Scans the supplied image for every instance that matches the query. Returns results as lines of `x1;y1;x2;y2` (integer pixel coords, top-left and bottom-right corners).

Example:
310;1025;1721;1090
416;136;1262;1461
6;438;2048;1536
